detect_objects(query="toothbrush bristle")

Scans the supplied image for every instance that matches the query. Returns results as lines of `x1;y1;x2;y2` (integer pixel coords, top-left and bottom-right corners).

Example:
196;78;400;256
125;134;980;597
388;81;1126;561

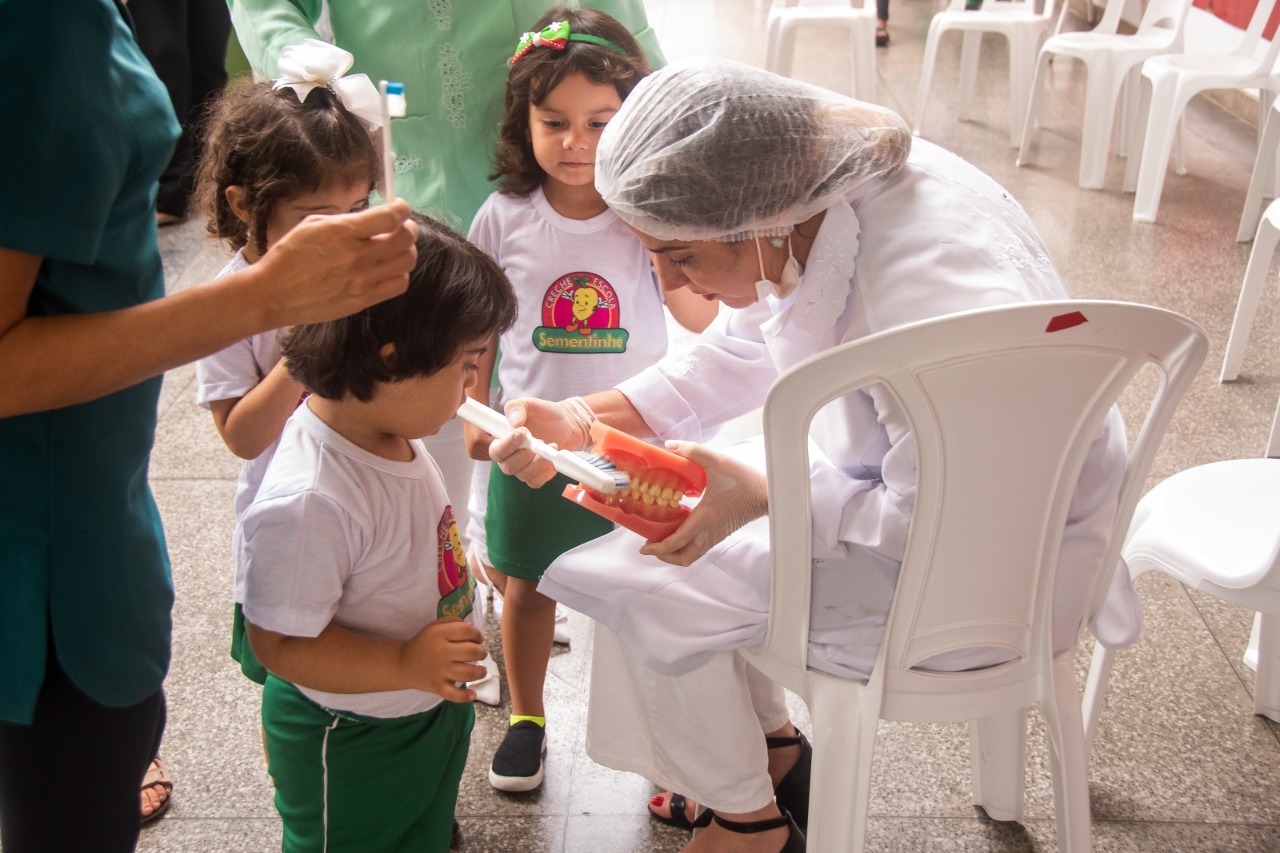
576;452;630;489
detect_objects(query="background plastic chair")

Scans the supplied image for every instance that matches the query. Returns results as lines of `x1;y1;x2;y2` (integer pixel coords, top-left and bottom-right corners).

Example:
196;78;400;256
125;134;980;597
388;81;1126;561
914;0;1062;146
765;0;878;103
1082;394;1280;755
1222;194;1280;382
742;300;1207;852
1236;97;1280;243
1125;0;1280;223
1017;0;1193;189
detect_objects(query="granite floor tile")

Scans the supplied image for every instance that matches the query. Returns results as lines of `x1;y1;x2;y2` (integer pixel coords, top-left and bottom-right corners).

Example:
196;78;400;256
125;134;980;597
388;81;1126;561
135;818;282;853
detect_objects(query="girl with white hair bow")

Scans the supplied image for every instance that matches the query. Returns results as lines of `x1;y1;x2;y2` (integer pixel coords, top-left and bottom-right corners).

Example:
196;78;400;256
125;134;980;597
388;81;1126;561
489;57;1137;853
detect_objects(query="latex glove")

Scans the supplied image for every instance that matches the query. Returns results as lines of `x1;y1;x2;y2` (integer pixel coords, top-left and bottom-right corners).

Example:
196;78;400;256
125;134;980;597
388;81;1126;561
489;396;595;488
640;441;768;567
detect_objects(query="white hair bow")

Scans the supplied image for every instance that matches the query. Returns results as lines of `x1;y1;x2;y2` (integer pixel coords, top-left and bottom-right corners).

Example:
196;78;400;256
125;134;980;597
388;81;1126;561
273;39;383;131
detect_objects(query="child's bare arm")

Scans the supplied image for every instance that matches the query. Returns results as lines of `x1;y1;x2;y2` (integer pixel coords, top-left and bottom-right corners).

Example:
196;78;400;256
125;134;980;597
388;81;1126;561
209;357;305;460
462;333;501;461
247;617;487;703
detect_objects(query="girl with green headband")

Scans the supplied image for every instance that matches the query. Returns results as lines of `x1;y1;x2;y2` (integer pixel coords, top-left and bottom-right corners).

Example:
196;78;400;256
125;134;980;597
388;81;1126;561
463;5;718;796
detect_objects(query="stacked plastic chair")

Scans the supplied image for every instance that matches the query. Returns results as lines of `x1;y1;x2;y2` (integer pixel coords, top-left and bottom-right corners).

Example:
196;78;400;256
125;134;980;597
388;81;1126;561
765;0;879;103
1017;0;1193;189
915;0;1063;146
1125;0;1280;222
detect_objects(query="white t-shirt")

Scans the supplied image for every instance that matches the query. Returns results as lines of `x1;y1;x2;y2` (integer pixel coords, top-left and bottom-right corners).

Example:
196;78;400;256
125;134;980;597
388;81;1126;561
194;250;294;603
241;404;480;718
468;186;669;402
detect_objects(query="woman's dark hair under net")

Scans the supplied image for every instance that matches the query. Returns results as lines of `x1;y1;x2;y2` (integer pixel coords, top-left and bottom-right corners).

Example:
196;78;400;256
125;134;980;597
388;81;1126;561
282;213;517;402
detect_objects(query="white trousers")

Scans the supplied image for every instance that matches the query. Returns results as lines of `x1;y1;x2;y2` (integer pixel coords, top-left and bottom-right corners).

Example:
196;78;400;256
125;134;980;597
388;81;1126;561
586;623;790;814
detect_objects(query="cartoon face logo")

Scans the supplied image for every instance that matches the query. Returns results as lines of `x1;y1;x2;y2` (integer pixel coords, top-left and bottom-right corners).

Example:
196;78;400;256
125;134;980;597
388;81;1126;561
568;286;600;333
436;507;475;620
535;271;629;354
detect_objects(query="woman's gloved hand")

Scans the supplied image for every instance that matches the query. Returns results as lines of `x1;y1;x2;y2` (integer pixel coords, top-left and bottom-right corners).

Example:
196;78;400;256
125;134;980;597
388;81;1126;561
488;396;595;488
639;441;768;567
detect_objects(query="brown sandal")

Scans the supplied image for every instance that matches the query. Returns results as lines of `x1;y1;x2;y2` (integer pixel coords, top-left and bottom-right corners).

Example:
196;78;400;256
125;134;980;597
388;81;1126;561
140;757;173;825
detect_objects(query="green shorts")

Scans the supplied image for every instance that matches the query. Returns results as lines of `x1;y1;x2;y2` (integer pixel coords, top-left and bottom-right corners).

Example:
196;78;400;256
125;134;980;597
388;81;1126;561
231;602;269;685
262;675;473;853
485;464;614;581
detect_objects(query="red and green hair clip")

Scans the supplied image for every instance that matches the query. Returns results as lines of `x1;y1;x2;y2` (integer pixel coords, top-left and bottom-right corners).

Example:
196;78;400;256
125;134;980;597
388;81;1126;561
512;20;629;64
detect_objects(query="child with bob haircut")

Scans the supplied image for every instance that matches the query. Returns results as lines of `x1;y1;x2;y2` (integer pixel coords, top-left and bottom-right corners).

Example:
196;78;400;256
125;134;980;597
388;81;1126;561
240;212;517;853
465;5;717;794
192;53;381;694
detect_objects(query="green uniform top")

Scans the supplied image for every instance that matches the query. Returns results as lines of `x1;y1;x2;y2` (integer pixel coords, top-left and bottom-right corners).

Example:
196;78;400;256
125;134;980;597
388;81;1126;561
0;0;180;723
229;0;664;233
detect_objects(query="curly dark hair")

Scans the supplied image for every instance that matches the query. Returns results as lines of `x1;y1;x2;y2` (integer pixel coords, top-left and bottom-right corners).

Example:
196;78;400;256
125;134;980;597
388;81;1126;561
492;6;650;196
281;213;517;403
193;79;380;257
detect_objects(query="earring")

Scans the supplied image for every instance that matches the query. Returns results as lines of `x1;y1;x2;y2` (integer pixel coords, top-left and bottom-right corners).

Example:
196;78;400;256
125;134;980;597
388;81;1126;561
769;235;786;249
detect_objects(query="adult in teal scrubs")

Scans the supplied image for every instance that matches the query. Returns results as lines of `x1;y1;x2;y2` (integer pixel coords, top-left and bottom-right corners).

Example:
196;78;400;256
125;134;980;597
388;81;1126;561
0;3;417;850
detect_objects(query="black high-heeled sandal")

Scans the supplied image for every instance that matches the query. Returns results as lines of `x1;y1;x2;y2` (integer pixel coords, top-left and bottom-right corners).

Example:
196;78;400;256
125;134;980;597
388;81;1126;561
649;730;813;833
699;808;806;853
766;730;812;832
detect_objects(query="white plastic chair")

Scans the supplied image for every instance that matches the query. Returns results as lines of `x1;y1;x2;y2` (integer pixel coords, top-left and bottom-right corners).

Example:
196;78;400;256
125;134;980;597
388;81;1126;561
1236;97;1280;243
1126;0;1280;223
1223;195;1280;382
914;0;1062;146
1017;0;1194;189
1082;396;1280;754
765;0;878;103
743;300;1207;853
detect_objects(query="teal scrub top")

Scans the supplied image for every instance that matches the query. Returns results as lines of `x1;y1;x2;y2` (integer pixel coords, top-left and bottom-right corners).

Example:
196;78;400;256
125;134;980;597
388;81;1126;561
0;0;180;723
229;0;665;234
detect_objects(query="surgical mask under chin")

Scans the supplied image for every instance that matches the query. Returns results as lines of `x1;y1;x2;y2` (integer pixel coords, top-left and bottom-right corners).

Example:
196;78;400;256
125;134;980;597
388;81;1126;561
754;236;801;302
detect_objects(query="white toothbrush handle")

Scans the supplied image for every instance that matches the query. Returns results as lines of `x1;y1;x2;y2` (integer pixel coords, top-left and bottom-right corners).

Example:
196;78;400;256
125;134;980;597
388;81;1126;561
456;398;616;494
378;80;396;202
457;397;514;438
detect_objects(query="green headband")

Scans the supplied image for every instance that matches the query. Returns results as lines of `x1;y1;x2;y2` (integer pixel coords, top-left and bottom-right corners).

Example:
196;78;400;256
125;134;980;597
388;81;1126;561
512;20;628;64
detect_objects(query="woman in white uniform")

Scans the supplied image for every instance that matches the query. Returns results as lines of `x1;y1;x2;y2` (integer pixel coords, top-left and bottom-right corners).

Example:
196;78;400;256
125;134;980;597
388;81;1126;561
489;57;1137;853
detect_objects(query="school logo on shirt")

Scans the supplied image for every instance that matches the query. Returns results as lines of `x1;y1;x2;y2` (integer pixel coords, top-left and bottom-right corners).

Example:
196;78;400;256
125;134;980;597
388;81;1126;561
533;272;629;353
437;507;475;620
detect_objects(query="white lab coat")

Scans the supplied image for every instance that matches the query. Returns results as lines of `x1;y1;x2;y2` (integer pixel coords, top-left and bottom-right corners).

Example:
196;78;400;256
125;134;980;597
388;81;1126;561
538;138;1141;810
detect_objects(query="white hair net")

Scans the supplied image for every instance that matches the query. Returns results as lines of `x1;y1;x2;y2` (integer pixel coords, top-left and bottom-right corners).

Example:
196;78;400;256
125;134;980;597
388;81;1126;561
596;57;912;242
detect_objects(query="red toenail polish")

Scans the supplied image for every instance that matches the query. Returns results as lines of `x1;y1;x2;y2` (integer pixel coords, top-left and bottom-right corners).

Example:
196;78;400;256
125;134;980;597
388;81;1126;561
650;795;664;808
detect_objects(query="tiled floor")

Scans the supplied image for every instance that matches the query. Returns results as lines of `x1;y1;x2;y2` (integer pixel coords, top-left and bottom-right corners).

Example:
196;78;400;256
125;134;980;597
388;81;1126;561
131;1;1280;850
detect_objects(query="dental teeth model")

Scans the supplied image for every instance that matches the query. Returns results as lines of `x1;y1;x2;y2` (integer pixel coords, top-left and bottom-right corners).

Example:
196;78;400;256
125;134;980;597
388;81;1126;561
562;422;707;542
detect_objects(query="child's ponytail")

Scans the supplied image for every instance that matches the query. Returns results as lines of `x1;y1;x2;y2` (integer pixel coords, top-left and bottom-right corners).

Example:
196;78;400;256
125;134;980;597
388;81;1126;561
194;77;380;256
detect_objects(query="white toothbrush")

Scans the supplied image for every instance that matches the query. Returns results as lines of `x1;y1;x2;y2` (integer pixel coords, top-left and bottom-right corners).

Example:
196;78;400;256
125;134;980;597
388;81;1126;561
378;80;405;202
456;398;626;494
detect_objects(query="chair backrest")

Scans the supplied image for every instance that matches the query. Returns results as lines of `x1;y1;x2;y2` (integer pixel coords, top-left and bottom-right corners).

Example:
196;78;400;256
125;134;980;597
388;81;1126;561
774;0;871;9
1229;0;1280;69
1135;0;1194;48
756;301;1206;717
1086;0;1127;36
944;0;1053;16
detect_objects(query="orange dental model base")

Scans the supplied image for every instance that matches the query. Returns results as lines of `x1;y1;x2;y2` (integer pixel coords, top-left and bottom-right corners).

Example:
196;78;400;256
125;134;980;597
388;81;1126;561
562;422;707;542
